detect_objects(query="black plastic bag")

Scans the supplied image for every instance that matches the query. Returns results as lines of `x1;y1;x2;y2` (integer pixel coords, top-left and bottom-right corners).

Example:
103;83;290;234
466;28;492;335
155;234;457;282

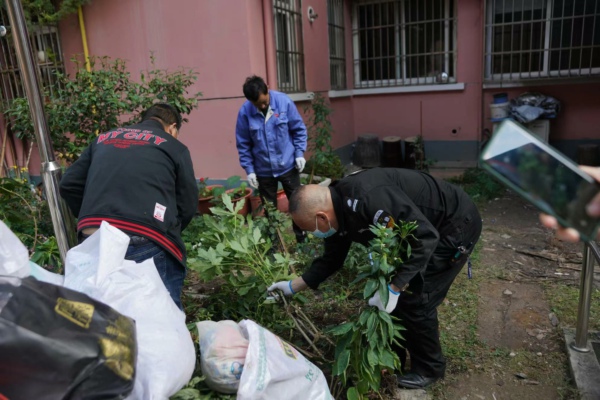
0;276;137;400
509;92;561;123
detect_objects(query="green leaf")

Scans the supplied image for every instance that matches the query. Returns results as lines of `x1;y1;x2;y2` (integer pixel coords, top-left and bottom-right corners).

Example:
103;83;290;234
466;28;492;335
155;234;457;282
328;322;354;336
350;272;371;284
356;379;369;395
170;388;201;400
367;348;379;367
378;276;389;308
379;310;393;326
379;350;396;369
238;285;251;296
333;349;351;376
358;310;370;326
229;240;247;253
252;227;262;244
346;387;360;400
366;312;377;337
334;331;354;358
363;279;378;299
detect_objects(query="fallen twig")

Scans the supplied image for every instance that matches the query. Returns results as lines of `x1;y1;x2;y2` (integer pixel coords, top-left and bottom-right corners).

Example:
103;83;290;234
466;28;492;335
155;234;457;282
277;292;333;362
516;249;582;264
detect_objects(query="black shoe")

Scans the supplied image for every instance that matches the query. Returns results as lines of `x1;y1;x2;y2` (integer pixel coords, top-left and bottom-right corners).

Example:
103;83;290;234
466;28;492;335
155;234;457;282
397;372;439;389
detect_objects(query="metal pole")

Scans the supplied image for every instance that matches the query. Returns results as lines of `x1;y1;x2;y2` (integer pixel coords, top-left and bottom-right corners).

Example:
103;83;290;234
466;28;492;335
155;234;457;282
5;0;77;262
571;241;598;352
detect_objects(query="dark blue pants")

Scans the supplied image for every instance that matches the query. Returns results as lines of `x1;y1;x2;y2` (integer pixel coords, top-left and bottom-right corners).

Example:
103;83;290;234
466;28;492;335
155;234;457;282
391;203;482;378
257;168;306;242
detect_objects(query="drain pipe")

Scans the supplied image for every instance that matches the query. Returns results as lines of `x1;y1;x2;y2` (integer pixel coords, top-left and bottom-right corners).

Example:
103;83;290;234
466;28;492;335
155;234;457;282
262;0;277;89
5;0;77;261
78;6;91;73
571;241;599;352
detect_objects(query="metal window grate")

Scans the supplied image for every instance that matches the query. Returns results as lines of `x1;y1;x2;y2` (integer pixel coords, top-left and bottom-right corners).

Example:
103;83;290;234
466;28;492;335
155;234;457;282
328;0;347;90
274;0;305;93
485;0;600;82
352;0;456;88
0;7;66;104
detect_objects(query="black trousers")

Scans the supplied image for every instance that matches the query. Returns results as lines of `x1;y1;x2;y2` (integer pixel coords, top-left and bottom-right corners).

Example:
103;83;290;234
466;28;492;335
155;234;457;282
256;168;306;242
391;203;482;379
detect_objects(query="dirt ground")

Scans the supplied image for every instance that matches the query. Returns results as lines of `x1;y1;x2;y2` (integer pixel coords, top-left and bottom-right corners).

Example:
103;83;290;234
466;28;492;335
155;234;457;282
183;185;596;400
435;190;588;400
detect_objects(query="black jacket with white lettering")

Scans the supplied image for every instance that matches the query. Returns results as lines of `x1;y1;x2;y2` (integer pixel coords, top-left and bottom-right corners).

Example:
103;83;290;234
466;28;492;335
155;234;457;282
59;119;198;266
301;168;480;293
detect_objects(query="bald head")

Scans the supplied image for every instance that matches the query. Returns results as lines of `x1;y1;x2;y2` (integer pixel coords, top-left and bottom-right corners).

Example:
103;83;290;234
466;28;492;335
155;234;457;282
289;185;337;231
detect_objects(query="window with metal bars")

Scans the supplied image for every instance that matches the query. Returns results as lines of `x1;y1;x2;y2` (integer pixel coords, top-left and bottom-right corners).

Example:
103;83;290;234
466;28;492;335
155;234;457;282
352;0;456;88
0;7;66;104
485;0;600;82
328;0;347;90
274;0;305;93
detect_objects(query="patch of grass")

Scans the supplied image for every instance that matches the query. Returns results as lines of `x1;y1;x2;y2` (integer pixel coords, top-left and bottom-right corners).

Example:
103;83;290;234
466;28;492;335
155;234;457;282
431;243;579;399
437;244;486;374
542;281;600;331
507;350;578;399
446;167;505;204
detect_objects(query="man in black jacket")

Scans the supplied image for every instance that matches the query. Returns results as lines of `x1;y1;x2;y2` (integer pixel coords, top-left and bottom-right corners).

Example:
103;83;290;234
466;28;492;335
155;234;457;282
60;103;198;310
268;168;482;388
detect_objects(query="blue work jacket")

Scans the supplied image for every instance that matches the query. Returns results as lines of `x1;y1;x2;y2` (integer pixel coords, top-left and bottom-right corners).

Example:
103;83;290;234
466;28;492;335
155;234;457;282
235;90;307;177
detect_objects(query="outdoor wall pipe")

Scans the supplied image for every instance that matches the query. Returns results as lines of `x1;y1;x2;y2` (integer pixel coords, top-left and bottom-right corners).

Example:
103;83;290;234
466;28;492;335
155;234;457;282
77;6;91;73
5;0;77;262
571;241;599;352
262;0;277;89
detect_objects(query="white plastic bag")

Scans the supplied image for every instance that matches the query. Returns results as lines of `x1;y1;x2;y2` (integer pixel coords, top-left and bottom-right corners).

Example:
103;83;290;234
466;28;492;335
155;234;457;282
0;220;31;278
0;220;64;285
196;320;248;394
64;221;195;400
237;320;333;400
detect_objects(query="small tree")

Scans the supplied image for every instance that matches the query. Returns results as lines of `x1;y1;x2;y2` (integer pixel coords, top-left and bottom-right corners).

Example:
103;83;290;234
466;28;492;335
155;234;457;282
3;55;203;162
303;93;345;180
329;221;416;399
0;0;92;26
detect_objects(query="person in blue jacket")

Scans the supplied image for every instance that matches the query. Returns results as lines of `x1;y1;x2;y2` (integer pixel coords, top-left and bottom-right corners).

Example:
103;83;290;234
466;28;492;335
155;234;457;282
235;75;307;242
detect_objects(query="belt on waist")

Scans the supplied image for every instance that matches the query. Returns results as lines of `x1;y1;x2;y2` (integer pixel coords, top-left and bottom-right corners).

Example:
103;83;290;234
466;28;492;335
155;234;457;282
129;235;150;245
79;231;150;245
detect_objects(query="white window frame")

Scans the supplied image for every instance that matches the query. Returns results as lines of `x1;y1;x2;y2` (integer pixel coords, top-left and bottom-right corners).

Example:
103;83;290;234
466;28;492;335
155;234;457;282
352;0;456;88
484;0;600;82
328;0;347;90
274;0;305;93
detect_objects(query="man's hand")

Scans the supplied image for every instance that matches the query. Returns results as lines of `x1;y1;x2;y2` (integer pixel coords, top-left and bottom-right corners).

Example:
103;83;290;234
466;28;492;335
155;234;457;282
539;166;600;242
368;285;400;313
267;280;296;296
295;157;306;173
247;173;259;188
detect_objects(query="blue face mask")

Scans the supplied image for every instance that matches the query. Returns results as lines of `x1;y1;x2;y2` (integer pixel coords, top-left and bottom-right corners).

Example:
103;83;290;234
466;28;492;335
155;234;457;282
312;216;337;239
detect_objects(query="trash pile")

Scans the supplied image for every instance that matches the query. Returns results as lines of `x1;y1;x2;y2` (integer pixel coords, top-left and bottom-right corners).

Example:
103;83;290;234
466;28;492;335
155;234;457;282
509;92;561;123
196;319;332;399
0;221;195;400
0;220;333;399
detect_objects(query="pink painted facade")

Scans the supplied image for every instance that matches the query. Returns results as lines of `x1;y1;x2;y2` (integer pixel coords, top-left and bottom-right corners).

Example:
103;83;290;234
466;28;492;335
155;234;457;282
12;0;600;178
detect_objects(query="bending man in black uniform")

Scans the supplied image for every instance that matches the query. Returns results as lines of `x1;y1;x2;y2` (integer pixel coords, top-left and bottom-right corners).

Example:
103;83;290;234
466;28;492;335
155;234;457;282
268;168;482;388
60;103;198;310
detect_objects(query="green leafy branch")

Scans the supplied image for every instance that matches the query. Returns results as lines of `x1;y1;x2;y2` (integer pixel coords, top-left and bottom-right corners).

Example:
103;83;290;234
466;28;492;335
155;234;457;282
329;220;418;399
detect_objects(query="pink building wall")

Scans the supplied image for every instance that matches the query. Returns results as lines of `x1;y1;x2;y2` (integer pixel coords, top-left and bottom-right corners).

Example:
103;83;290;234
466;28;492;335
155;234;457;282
483;83;600;141
19;0;600;179
349;0;484;164
59;0;271;180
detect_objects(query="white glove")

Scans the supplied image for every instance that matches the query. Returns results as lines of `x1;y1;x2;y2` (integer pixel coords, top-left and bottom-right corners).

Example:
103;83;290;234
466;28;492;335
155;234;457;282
267;280;295;296
295;157;306;173
247;173;259;188
368;285;400;313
